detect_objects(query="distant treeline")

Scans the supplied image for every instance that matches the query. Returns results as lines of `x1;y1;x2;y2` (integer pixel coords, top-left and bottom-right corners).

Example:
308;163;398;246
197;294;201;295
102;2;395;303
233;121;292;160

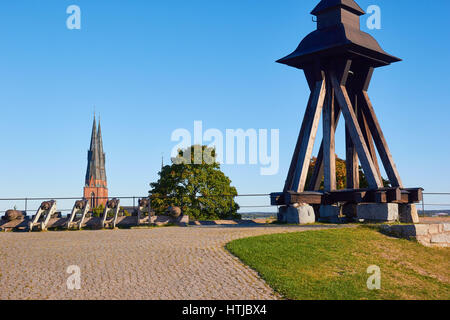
419;210;450;217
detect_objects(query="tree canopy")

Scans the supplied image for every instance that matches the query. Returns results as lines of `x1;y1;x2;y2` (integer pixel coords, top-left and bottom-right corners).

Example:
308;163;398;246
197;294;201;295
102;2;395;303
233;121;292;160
149;145;240;220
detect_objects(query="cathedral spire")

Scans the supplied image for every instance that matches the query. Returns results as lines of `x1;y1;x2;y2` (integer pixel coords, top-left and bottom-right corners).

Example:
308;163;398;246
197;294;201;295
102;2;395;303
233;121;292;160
97;118;107;183
85;115;104;186
84;114;109;208
89;114;97;152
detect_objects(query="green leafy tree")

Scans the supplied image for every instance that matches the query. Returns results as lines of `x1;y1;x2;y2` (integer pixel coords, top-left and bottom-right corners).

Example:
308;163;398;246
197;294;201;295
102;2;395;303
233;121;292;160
149;145;240;220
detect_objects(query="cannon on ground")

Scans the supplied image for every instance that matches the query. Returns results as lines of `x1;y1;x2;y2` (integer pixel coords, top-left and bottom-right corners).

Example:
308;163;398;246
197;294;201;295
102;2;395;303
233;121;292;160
66;199;90;230
28;200;57;231
2;210;25;222
137;198;153;225
167;206;182;219
101;198;120;229
0;210;26;232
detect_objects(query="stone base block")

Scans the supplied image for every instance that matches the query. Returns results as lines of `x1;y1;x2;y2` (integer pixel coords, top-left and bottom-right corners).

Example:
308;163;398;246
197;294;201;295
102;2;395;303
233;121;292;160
431;233;450;244
320;205;340;218
319;205;341;223
399;204;420;224
357;203;399;222
382;224;450;247
277;206;288;223
342;203;358;219
278;204;315;225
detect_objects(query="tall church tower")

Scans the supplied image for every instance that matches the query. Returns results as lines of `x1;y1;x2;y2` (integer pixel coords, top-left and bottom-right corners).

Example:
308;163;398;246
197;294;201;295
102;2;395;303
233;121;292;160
83;116;108;208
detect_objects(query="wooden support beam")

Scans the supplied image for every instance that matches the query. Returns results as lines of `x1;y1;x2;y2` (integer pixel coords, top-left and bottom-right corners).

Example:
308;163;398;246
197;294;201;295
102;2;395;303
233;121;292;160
357;105;382;182
345;128;359;189
401;191;410;203
270;192;324;205
285;74;327;192
374;191;387;203
360;91;404;188
284;92;313;191
330;66;383;189
323;85;337;191
346;90;359;189
358;67;403;188
270;192;285;206
286;192;324;205
273;188;422;206
308;105;341;191
403;188;423;203
326;190;366;204
303;67;316;91
386;187;402;203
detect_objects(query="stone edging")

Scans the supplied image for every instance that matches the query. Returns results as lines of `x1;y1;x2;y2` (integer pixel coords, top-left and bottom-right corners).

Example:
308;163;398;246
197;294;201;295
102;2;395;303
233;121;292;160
381;223;450;248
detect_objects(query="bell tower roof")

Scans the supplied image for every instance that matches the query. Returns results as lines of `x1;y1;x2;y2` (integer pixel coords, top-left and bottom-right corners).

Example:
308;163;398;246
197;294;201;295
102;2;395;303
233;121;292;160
311;0;365;16
277;0;401;69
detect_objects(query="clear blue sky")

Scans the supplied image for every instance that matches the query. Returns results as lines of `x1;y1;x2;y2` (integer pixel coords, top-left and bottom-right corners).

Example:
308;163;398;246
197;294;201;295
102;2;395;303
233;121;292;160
0;0;449;211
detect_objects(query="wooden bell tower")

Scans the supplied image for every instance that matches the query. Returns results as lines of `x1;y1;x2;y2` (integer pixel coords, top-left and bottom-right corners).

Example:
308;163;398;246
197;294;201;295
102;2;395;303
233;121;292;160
271;0;422;211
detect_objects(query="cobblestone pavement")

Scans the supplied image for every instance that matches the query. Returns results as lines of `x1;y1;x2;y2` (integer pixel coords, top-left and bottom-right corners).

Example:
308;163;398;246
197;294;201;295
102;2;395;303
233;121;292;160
0;225;340;300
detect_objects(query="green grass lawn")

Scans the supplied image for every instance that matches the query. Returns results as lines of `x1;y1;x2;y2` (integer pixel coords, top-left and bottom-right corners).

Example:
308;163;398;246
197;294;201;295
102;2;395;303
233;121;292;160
226;227;450;300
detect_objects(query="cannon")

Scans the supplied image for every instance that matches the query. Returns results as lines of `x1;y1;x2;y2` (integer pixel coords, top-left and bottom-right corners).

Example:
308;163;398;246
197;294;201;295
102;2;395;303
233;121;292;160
101;198;120;229
2;210;25;222
40;201;53;211
66;199;90;230
167;206;182;219
137;198;153;225
28;200;57;231
107;199;119;209
0;210;27;232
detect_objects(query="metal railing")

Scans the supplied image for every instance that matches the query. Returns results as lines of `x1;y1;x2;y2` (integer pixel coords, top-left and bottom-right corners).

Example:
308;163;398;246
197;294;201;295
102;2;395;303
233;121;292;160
0;192;448;219
418;192;450;216
0;194;278;219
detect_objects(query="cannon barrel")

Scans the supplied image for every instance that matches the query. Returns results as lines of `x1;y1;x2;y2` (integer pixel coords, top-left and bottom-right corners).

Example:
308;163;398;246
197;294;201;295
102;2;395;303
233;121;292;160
75;200;86;210
107;199;119;209
167;206;182;218
139;198;149;207
40;201;54;210
3;210;24;222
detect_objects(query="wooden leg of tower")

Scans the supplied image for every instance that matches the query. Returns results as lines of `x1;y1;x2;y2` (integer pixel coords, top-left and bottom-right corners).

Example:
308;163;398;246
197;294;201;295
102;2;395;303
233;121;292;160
323;86;337;192
345;128;359;189
359;91;403;188
284;93;313;192
355;66;403;188
291;76;327;193
330;66;383;190
284;73;327;192
308;103;341;191
346;91;359;189
357;104;382;182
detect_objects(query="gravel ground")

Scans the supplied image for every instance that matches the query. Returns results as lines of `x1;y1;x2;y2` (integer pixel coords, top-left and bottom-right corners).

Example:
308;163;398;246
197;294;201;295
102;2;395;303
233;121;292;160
0;225;339;300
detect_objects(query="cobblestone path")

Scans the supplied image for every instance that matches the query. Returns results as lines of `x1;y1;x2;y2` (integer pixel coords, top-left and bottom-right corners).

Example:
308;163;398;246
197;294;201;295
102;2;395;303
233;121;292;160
0;225;339;300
